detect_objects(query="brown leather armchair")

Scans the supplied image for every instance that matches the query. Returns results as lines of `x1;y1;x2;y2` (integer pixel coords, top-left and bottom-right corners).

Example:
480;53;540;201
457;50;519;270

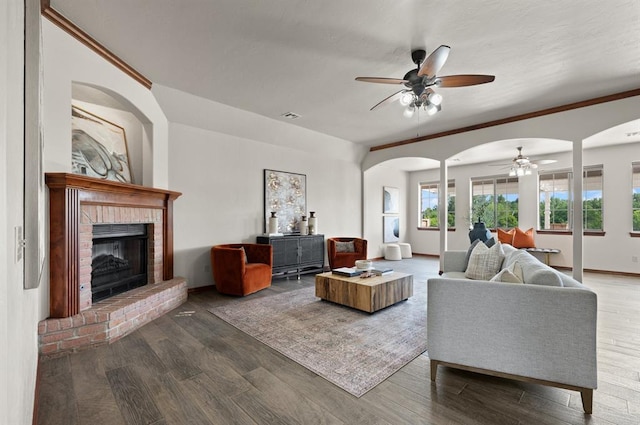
210;243;272;296
327;237;368;269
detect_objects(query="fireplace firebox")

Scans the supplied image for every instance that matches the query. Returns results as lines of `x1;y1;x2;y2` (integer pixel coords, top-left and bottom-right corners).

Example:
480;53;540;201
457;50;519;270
91;224;149;302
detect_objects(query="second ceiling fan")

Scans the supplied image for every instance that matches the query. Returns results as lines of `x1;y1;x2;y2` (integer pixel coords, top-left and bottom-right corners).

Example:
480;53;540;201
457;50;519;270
355;45;495;117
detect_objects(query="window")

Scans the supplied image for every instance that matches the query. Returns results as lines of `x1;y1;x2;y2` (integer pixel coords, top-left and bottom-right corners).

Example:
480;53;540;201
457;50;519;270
419;180;455;228
583;167;603;231
471;177;519;228
538;166;603;231
539;171;571;230
633;162;640;231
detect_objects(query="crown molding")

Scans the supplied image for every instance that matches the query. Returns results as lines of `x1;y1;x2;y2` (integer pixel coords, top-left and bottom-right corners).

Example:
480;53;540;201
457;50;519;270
40;0;152;89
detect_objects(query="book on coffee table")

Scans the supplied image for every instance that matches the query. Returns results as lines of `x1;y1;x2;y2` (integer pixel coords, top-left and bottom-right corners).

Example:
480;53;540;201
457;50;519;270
371;268;393;276
332;267;363;277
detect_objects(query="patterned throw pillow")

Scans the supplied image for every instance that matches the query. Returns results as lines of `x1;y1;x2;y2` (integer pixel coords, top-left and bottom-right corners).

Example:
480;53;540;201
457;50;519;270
497;228;515;245
465;241;505;280
512;227;536;248
335;241;355;253
490;261;524;283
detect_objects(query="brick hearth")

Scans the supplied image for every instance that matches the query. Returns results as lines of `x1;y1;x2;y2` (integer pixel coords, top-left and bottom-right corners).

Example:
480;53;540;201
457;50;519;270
40;173;185;356
38;278;187;356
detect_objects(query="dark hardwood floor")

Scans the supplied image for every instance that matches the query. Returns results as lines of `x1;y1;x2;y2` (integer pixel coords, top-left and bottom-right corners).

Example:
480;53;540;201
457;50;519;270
36;257;640;425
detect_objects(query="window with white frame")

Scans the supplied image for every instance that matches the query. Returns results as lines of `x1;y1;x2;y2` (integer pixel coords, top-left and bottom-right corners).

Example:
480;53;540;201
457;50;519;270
419;180;455;228
538;165;603;231
539;171;571;230
471;177;519;228
633;162;640;231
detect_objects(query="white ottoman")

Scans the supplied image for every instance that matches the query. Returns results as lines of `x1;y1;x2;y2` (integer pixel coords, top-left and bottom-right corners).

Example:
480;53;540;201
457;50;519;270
385;244;402;261
398;242;412;258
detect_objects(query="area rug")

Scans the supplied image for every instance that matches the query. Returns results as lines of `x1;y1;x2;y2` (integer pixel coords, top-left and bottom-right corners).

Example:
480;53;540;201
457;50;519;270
209;281;427;397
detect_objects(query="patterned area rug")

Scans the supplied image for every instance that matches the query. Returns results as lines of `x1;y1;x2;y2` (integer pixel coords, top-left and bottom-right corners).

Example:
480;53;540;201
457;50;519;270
209;281;427;397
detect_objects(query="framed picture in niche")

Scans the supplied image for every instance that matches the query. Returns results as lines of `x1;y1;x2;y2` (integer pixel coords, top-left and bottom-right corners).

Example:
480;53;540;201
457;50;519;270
71;106;133;183
383;186;399;214
264;169;307;234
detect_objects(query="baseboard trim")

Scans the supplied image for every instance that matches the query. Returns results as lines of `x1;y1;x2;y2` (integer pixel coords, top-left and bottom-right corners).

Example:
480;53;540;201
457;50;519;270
188;285;215;293
552;265;640;278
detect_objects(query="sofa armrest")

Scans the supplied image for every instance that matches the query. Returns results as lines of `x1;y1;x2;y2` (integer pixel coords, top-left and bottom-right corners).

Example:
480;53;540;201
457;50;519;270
442;250;468;273
427;277;597;389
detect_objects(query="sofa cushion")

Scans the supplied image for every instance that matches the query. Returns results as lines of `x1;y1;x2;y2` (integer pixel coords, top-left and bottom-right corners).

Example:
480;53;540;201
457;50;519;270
526;268;564;287
465;241;505;280
497;228;515;245
490;261;523;283
335;241;355;253
513;227;536;248
510;251;564;287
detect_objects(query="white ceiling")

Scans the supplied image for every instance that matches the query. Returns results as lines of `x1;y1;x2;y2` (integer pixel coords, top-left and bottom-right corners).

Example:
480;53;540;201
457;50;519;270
51;0;640;152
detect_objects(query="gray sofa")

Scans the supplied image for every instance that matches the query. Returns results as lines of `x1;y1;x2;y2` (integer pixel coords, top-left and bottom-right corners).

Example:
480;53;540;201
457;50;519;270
427;243;597;413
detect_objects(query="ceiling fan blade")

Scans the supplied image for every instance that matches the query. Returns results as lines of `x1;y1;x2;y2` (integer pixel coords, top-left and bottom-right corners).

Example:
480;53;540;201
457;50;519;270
436;74;496;87
370;90;405;111
355;77;408;85
418;45;450;78
532;159;557;165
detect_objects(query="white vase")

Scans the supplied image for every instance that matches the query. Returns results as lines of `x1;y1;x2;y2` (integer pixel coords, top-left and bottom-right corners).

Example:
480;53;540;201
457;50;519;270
308;211;317;235
300;216;308;235
268;212;278;234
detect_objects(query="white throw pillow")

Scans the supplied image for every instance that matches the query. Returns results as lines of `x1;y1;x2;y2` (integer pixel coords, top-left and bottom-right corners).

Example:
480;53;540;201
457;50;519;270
465;241;505;280
490;261;524;283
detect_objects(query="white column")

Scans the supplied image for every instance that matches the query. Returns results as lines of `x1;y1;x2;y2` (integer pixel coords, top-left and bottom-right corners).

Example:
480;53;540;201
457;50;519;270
572;140;583;282
439;160;448;273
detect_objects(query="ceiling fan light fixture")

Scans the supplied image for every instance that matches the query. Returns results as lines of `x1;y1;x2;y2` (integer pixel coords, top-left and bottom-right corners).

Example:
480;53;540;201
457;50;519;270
428;92;443;106
425;103;439;116
399;92;414;106
403;106;415;118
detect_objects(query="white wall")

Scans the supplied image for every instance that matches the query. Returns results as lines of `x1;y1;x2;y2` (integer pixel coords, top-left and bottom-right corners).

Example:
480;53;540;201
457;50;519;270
403;141;640;273
1;1;39;423
363;164;409;259
156;86;366;287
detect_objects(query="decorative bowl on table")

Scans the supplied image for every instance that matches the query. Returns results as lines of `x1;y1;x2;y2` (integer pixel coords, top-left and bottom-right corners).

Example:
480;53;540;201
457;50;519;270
355;260;372;270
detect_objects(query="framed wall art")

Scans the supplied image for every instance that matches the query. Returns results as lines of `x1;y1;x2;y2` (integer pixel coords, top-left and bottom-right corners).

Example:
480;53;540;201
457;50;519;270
264;169;307;234
383;216;400;243
383;186;399;214
71;105;133;183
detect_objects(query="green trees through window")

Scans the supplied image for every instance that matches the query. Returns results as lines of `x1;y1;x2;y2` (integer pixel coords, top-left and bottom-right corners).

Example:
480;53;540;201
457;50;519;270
538;166;603;231
471;177;518;228
420;181;455;228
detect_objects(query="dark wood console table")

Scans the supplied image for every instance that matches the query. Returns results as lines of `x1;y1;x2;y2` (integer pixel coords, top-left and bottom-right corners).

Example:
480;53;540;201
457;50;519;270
256;234;325;278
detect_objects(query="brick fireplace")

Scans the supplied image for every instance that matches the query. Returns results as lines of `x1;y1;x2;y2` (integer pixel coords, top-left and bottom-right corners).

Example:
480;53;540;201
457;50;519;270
39;173;187;356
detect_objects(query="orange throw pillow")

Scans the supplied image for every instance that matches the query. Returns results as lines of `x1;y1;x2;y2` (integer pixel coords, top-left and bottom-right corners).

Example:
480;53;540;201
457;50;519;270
513;227;536;248
497;228;515;245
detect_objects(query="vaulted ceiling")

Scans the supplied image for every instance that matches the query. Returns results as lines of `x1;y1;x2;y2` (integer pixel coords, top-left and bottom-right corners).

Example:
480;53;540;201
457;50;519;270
50;0;640;150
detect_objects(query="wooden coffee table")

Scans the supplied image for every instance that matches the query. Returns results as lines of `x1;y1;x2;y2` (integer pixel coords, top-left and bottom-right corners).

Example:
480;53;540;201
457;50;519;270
315;271;413;313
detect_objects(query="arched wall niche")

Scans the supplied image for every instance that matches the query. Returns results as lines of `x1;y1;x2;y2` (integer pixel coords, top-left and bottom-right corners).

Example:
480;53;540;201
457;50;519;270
71;82;152;186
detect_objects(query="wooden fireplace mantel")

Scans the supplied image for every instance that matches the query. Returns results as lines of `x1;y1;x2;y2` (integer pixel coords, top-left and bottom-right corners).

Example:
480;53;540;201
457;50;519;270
46;173;182;318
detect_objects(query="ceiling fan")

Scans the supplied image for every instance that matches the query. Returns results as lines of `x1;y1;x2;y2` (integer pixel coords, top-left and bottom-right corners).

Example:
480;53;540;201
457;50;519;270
490;146;557;176
355;45;495;117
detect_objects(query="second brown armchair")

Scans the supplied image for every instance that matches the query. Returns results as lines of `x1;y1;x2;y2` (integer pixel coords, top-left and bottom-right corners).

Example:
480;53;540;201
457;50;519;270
327;237;368;269
210;243;272;296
